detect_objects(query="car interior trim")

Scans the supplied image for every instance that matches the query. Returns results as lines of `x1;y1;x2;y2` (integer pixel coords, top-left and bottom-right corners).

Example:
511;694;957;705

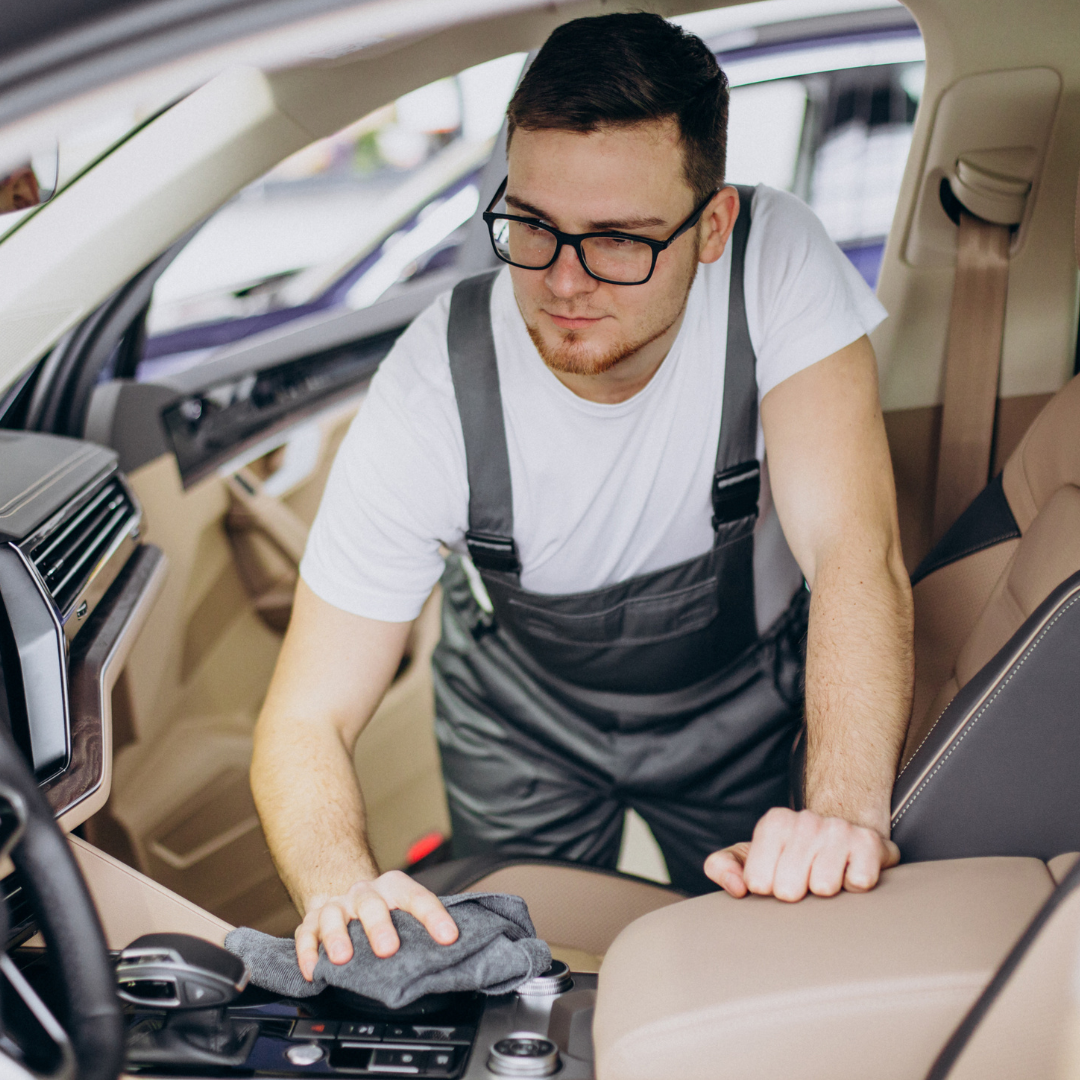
43;543;168;832
0;545;69;780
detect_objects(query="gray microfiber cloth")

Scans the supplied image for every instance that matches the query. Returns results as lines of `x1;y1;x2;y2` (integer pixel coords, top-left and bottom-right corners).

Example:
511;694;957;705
224;893;551;1010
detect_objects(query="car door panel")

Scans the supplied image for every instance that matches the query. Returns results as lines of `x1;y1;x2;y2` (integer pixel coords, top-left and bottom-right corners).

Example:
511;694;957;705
83;384;450;934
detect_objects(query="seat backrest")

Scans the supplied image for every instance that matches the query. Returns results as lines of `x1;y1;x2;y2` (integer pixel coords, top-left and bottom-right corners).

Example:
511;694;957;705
903;166;1080;767
892;566;1080;862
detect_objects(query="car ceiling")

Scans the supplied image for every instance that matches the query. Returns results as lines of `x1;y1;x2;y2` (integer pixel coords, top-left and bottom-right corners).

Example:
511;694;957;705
0;0;1078;419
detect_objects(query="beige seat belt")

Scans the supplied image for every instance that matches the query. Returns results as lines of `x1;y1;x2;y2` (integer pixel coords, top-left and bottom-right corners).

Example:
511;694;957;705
932;160;1030;542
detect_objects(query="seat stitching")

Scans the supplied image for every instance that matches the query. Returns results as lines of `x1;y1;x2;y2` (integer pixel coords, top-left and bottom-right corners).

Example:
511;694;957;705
893;592;1080;824
895;584;1077;782
911;531;1019;585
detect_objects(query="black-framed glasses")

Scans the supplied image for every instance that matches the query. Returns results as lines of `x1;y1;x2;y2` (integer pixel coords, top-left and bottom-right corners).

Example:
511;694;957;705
482;177;718;286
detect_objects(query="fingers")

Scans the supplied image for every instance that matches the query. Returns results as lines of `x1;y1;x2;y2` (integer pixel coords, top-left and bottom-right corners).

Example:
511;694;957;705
352;888;402;958
295;873;459;974
742;807;792;896
704;843;750;897
318;899;357;963
377;871;459;945
843;836;900;893
715;808;899;903
294;915;323;982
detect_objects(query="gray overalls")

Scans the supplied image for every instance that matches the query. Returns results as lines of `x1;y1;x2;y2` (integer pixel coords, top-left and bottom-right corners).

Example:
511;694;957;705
432;187;809;894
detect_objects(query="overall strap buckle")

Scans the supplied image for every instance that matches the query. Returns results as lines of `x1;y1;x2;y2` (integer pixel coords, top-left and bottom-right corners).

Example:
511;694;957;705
466;531;521;573
712;460;760;529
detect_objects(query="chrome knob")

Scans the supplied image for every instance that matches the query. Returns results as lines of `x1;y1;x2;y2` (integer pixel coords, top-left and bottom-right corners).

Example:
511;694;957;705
487;1032;560;1076
515;960;572;997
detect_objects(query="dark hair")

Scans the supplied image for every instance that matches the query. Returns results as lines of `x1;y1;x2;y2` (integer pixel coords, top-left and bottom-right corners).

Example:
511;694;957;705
506;12;729;204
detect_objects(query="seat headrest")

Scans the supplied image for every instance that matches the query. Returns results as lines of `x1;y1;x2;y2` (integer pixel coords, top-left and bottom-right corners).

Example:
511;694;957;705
1002;373;1080;531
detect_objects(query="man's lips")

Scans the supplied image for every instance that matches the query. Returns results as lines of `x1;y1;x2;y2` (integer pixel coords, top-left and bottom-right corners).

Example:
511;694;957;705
546;311;606;330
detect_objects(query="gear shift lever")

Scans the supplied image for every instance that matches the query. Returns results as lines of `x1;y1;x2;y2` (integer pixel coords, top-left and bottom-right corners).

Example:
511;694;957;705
116;933;249;1009
118;934;257;1070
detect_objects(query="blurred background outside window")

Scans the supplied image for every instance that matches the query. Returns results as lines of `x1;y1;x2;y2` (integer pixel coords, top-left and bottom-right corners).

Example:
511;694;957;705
16;0;922;379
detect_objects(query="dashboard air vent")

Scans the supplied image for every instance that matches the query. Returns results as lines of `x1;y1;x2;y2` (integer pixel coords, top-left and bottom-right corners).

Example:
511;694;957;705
26;478;137;617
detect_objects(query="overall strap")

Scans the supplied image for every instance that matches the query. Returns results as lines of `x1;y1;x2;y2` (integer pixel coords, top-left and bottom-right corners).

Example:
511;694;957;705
447;270;521;574
711;184;762;529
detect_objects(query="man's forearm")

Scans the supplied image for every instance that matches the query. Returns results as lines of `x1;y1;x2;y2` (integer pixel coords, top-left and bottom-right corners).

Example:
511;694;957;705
802;548;914;835
251;711;380;914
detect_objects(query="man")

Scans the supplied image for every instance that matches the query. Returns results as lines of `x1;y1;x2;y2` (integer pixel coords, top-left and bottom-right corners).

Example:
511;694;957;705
252;12;913;979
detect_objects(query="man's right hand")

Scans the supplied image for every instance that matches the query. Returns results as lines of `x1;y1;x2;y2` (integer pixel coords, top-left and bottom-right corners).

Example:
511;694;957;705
294;870;459;980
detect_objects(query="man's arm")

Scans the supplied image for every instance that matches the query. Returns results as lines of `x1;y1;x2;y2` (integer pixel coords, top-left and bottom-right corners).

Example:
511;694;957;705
705;334;913;900
251;580;458;978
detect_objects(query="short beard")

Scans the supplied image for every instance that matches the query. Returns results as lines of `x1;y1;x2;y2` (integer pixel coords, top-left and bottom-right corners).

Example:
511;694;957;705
524;262;699;378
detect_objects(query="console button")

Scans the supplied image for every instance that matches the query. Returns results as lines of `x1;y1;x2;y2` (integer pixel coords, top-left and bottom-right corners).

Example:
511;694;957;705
407;1025;472;1044
339;1021;384;1040
285;1043;325;1066
180;979;227;1006
424;1049;457;1076
371;1048;427;1073
292;1020;339;1040
329;1044;372;1070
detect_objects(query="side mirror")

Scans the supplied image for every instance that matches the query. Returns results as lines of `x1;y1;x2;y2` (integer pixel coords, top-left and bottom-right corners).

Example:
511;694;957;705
0;145;59;214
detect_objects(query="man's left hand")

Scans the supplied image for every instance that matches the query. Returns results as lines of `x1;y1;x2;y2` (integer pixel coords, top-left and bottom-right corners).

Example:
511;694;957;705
703;807;900;901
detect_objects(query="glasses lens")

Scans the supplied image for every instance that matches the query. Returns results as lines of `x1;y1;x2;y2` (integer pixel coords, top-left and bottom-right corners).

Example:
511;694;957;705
580;236;654;283
491;218;557;267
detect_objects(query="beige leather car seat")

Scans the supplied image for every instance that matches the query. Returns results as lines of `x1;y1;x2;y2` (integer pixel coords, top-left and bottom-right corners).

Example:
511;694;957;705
927;855;1080;1080
593;856;1058;1080
413;857;685;970
904;171;1080;767
906;374;1080;766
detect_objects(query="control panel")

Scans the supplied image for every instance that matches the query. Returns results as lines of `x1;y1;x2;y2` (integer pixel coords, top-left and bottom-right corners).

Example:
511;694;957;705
121;964;597;1078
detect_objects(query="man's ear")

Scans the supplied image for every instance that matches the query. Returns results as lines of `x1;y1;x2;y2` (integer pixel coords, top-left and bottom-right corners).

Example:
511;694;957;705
697;186;741;265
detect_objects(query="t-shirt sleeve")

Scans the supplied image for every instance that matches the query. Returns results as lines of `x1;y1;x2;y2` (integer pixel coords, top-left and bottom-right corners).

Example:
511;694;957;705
745;185;888;399
299;293;468;622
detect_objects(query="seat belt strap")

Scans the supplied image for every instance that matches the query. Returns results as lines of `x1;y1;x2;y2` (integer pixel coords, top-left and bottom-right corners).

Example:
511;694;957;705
932;209;1011;541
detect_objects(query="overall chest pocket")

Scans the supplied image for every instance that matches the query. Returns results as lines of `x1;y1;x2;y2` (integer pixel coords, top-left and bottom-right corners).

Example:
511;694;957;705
507;576;721;647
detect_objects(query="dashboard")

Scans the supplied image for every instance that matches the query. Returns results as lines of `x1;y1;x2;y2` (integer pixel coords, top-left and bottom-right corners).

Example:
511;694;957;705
0;430;166;941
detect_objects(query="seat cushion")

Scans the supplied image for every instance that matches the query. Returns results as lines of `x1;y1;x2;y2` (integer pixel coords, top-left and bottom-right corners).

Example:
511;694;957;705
464;863;684;958
593;858;1053;1080
413;856;685;962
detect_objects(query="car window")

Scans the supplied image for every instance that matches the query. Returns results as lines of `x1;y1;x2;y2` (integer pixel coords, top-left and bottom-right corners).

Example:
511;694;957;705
140;52;527;381
138;1;923;382
706;5;924;288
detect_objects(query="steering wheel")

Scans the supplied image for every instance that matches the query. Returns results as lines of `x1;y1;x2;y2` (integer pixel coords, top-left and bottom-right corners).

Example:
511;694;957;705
0;721;124;1080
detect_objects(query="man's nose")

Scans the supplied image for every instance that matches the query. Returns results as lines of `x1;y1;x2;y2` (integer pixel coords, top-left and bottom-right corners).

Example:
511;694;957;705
545;241;597;298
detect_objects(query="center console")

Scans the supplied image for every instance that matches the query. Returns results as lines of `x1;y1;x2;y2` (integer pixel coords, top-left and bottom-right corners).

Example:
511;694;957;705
14;941;594;1079
122;968;595;1078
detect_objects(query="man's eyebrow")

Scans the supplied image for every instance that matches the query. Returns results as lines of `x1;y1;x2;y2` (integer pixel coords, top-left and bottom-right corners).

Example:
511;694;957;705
504;194;668;231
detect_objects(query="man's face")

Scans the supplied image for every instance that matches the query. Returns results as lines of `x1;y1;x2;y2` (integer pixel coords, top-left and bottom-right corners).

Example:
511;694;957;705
505;120;708;378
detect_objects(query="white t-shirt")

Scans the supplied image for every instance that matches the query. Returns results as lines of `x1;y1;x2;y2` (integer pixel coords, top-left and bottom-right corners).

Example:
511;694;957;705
301;185;887;622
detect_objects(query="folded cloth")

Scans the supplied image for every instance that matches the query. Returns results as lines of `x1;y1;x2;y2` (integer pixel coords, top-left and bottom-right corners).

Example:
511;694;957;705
225;893;551;1010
